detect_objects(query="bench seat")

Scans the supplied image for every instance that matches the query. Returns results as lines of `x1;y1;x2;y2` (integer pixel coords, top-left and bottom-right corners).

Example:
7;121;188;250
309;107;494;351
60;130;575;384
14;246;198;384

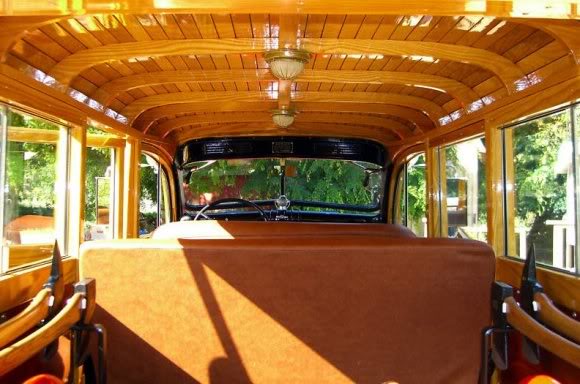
80;234;494;383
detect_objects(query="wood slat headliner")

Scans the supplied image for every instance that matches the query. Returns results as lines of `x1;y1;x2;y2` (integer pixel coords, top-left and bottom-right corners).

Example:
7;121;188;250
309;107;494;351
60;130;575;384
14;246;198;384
0;12;575;147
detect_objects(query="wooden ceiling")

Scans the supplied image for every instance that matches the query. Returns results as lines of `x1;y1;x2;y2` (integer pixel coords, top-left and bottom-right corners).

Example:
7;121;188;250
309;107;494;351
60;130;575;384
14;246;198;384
0;7;579;149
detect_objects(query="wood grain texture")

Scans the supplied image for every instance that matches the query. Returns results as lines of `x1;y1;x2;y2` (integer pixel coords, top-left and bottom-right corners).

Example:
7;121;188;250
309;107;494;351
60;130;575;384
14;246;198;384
535;292;580;344
122;138;141;239
0;64;171;148
1;1;579;18
152;111;412;139
0;259;77;314
277;14;301;109
123;91;447;125
93;69;478;108
137;101;434;133
172;121;398;143
485;121;506;257
0;293;83;377
496;257;580;312
396;69;580;149
0;288;51;349
47;38;526;93
504;296;580;369
520;20;580;65
67;125;86;258
6;244;54;269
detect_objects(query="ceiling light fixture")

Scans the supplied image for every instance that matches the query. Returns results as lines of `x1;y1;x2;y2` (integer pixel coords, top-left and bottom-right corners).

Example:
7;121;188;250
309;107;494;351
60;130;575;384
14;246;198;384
264;48;310;80
271;108;296;128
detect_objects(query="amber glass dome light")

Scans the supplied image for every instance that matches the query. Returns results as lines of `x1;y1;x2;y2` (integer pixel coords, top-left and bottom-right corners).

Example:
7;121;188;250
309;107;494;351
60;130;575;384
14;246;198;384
271;108;296;128
264;49;310;80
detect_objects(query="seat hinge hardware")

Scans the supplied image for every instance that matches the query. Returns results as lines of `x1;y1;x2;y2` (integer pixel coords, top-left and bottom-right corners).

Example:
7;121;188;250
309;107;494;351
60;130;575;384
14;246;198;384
480;282;515;384
69;279;105;384
491;281;514;371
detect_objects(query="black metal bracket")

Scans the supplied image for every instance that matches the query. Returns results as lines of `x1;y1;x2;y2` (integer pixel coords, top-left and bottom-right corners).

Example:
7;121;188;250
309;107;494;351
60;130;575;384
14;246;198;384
491;281;514;371
519;244;543;365
479;281;516;384
41;240;65;360
480;326;514;384
69;324;107;384
68;278;106;384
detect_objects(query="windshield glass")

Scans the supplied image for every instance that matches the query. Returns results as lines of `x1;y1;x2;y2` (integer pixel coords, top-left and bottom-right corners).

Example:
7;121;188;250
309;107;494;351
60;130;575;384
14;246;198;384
183;158;383;211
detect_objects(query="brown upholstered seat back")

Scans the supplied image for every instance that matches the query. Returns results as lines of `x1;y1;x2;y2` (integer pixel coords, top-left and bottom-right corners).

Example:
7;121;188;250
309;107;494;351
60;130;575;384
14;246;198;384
80;236;494;384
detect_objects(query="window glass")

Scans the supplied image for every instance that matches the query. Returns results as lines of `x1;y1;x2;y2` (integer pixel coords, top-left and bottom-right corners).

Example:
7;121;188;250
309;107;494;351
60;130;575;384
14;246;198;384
84;141;114;241
395;169;406;226
159;168;170;226
508;110;574;272
574;105;580;273
443;137;487;240
139;154;170;236
185;158;383;211
406;153;427;237
2;110;65;269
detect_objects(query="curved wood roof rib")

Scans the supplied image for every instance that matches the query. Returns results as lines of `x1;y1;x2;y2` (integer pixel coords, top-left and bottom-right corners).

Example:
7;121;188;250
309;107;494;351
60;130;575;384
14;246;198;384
123;91;447;127
6;14;574;150
170;122;401;143
48;38;526;95
92;69;479;109
138;102;434;134
295;103;434;131
151;112;413;139
517;20;580;65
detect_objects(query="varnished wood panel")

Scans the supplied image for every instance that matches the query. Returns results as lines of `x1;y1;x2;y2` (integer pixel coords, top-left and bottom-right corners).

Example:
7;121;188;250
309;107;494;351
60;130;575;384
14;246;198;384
93;68;479;108
0;293;83;376
123;91;447;124
504;296;580;369
0;258;77;314
151;112;412;139
172;121;398;143
496;257;580;312
534;292;580;344
5;244;54;269
2;2;579;19
47;38;527;93
139;101;433;134
0;288;51;349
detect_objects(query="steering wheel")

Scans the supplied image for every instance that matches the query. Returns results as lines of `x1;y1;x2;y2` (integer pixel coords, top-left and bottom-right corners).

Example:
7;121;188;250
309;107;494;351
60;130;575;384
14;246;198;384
193;197;268;221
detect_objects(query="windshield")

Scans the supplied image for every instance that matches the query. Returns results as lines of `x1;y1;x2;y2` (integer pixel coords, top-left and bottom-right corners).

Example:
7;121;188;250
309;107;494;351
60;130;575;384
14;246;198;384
183;158;384;212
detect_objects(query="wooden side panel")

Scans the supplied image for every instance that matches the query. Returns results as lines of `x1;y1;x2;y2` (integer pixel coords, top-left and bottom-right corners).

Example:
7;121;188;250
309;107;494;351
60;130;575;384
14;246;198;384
0;258;77;313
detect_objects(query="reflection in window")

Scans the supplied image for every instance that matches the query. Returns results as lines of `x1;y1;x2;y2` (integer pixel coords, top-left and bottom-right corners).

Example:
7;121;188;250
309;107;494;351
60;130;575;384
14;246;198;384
443;137;487;240
395;169;406;227
2;110;65;269
507;110;575;272
402;153;427;237
139;154;170;236
84;145;114;241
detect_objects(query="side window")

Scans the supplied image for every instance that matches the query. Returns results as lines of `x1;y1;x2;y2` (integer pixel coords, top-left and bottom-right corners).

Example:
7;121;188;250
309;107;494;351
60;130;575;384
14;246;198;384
395;168;406;226
139;153;170;237
397;153;427;237
441;137;487;240
1;109;67;270
84;127;119;241
505;109;575;272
